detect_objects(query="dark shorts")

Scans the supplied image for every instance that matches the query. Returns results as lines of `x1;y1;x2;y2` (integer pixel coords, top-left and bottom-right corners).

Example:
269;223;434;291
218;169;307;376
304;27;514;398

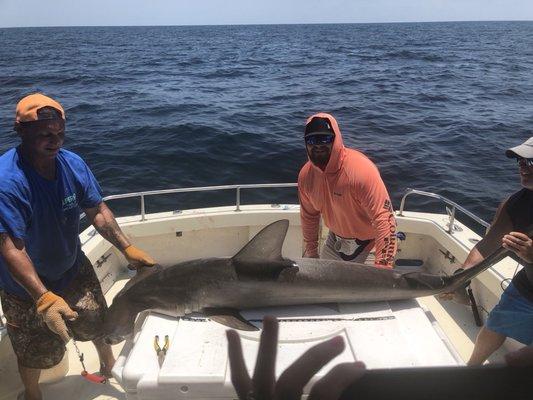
0;253;108;369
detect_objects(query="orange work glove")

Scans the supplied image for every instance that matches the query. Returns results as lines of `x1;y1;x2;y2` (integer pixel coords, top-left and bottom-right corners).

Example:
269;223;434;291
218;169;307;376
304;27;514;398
124;245;156;269
36;291;78;343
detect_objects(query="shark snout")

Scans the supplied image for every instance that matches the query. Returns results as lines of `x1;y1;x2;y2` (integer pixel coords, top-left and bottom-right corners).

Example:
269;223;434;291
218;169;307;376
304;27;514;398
104;333;128;345
103;320;133;345
103;299;137;345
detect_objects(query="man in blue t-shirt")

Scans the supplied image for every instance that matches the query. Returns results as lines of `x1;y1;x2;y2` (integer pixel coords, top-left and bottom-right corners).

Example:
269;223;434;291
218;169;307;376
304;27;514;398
0;93;156;400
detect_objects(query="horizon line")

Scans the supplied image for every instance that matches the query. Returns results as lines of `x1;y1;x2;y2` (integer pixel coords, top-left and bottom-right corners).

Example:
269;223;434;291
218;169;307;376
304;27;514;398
1;18;532;29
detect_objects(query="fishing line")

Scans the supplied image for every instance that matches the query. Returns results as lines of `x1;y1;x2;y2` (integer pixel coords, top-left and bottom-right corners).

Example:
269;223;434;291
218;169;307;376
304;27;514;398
499;261;523;300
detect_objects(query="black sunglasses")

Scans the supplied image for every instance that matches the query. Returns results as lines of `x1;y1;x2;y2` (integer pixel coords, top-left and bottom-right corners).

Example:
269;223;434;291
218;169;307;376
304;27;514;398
517;158;533;167
305;135;334;146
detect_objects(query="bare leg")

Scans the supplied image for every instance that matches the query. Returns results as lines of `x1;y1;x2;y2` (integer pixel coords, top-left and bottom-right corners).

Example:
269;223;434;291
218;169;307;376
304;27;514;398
17;361;42;400
92;338;115;377
467;326;506;366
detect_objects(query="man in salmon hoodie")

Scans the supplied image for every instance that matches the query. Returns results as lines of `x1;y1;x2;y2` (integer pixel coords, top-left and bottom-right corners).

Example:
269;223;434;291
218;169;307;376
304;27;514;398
298;113;397;268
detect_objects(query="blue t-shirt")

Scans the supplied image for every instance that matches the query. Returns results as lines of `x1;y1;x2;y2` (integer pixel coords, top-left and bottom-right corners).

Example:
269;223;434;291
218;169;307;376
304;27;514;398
0;147;103;299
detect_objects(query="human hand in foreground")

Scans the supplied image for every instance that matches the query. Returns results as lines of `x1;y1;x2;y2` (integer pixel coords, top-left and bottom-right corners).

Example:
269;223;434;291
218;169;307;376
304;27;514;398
505;346;533;367
124;245;156;270
226;316;366;400
502;232;533;264
36;291;78;343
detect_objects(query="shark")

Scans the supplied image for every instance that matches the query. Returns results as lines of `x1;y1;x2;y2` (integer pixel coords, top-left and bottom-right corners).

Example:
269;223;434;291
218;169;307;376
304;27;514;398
103;219;531;344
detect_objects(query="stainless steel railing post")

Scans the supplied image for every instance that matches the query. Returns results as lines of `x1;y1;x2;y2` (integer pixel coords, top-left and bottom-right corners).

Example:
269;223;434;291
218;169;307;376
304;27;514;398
141;194;146;221
0;303;4;330
398;187;412;216
448;206;456;234
236;187;241;212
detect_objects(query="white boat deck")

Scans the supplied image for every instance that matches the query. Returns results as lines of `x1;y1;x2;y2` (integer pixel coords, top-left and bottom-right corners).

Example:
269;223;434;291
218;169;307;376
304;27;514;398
113;300;461;399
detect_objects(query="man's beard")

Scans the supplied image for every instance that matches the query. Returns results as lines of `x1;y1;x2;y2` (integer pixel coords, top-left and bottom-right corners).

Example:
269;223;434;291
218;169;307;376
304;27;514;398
309;151;331;168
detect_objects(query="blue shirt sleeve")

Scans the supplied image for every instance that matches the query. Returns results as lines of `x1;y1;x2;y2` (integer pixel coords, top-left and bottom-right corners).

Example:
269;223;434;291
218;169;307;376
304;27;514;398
0;184;31;240
78;161;103;209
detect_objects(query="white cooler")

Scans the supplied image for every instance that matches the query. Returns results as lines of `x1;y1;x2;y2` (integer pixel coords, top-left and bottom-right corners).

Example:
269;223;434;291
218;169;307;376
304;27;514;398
112;300;461;399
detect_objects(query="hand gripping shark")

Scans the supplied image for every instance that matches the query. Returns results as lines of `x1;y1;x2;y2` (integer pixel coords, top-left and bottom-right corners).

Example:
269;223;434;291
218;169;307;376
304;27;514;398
103;219;533;344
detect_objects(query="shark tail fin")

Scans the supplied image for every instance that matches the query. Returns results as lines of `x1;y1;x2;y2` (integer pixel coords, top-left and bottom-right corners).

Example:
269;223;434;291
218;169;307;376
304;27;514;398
449;248;510;291
449;223;533;291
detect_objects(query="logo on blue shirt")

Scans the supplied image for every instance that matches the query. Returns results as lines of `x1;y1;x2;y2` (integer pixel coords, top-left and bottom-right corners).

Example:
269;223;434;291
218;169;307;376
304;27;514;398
62;193;78;211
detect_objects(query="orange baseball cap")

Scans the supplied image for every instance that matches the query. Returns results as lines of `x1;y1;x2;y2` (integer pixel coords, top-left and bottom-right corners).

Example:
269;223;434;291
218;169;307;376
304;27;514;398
15;93;65;124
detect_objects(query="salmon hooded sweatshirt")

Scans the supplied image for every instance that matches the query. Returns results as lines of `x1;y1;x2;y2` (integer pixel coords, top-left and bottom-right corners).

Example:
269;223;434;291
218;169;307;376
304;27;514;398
298;113;397;268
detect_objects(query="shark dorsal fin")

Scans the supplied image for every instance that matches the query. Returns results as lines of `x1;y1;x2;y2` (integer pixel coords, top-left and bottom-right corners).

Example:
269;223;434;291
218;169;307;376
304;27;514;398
233;219;289;262
232;219;297;280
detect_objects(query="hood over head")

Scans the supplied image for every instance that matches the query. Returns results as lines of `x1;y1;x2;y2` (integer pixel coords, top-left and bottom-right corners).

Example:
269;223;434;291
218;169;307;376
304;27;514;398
304;112;346;173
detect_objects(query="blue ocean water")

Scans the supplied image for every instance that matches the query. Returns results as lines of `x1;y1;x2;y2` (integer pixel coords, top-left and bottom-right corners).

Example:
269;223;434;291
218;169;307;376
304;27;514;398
1;22;532;223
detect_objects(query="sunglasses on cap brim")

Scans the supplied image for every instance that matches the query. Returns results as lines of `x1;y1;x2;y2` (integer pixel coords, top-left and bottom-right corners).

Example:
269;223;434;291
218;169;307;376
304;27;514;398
517;157;533;167
305;135;334;145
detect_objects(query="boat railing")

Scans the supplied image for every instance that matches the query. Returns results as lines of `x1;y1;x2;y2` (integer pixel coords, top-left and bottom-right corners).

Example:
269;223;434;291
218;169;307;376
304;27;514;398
0;186;489;333
86;185;490;234
398;188;490;234
94;183;299;221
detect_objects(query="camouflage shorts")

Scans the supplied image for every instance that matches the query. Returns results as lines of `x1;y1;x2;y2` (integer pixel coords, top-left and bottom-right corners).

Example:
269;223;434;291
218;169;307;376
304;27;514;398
0;253;108;369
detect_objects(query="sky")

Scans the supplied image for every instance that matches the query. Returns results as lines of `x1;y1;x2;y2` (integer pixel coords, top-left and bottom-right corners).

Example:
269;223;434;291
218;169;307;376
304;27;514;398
0;0;532;28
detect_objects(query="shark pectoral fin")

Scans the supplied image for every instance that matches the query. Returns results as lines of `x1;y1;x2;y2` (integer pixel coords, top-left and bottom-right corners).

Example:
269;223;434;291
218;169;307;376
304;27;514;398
209;315;258;331
203;307;259;331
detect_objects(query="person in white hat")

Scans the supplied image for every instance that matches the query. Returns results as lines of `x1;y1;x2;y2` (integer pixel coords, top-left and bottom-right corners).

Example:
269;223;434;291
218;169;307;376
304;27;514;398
444;137;533;365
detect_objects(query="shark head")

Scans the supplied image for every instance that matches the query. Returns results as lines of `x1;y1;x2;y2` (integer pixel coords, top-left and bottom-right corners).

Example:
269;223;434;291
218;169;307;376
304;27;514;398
103;296;141;344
